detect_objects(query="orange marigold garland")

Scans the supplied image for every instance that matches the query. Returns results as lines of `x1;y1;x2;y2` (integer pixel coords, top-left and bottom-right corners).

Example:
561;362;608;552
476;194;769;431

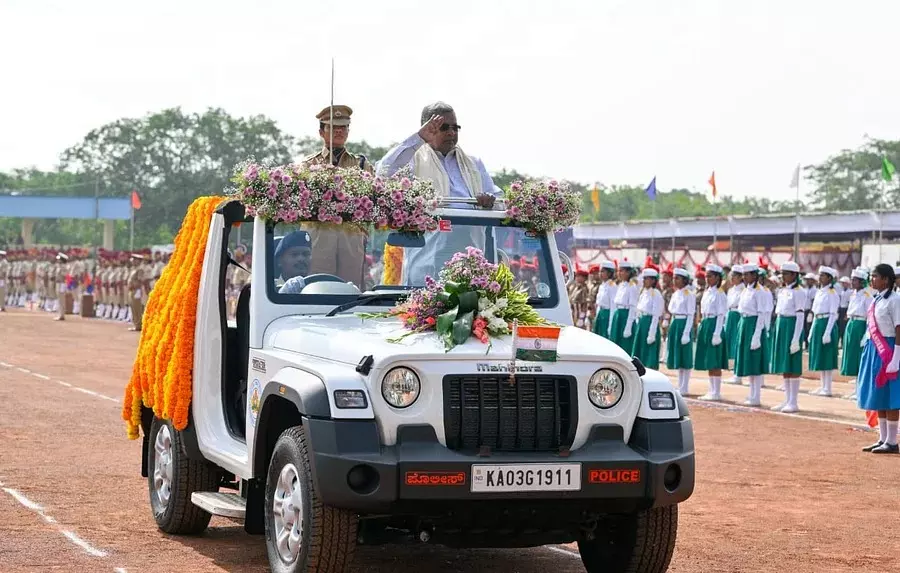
122;195;226;439
381;243;404;285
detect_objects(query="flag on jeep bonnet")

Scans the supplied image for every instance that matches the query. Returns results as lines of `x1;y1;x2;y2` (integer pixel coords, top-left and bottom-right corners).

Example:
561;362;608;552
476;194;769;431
514;325;561;362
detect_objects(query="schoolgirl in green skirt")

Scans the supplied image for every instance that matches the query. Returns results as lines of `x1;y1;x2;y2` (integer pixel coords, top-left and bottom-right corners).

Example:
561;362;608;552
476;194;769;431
631;266;663;369
769;262;806;413
724;265;746;384
840;269;873;385
757;267;775;377
592;262;618;339
696;265;728;401
609;261;638;351
666;268;696;395
808;266;841;397
733;263;767;406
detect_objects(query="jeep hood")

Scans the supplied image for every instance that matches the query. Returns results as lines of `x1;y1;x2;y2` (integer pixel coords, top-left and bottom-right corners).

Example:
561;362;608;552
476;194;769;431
266;315;631;366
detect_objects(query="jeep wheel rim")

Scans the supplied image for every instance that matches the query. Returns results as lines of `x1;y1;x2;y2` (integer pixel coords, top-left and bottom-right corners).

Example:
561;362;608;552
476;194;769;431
273;463;303;563
153;425;174;509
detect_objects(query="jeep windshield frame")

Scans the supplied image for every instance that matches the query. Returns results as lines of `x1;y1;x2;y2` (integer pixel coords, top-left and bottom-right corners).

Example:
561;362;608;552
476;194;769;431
264;214;560;310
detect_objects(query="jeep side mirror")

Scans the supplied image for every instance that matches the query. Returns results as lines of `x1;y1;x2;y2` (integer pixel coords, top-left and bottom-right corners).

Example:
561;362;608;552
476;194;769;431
386;232;426;248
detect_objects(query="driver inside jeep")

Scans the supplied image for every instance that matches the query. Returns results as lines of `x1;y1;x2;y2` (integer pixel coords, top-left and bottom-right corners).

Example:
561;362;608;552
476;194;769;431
276;230;313;294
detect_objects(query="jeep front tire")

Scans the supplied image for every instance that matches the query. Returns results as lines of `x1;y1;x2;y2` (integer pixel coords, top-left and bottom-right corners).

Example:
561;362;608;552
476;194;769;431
147;416;219;534
577;505;679;573
264;425;358;573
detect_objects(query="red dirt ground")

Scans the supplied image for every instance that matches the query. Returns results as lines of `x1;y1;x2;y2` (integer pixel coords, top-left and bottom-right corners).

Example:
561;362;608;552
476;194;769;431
0;308;898;573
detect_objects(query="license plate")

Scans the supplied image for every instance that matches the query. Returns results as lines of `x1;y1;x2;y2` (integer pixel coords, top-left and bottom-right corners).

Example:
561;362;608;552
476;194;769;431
470;463;582;492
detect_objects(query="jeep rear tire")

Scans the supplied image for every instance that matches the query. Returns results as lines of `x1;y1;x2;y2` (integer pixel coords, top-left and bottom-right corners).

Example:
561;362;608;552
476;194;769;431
147;417;219;534
577;505;678;573
264;425;358;573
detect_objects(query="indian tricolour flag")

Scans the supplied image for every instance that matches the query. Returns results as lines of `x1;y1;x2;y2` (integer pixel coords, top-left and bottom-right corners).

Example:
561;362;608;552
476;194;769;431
514;325;562;362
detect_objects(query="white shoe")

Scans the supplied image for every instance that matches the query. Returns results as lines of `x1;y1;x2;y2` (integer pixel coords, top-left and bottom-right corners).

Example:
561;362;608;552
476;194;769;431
771;402;787;412
724;376;740;385
775;384;785;391
809;388;824;396
845;392;857;401
699;393;721;401
781;405;799;413
743;399;762;407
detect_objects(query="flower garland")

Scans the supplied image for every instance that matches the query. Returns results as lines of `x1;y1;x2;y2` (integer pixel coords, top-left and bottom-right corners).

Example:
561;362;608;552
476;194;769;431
360;247;547;351
122;195;226;439
381;243;404;285
228;161;441;233
504;178;581;234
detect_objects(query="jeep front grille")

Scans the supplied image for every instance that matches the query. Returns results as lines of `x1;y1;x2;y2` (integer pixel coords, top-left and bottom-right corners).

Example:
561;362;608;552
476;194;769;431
442;376;577;452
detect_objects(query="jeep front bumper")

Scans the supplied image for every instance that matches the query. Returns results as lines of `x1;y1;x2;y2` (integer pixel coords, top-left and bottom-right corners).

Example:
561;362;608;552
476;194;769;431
303;416;694;515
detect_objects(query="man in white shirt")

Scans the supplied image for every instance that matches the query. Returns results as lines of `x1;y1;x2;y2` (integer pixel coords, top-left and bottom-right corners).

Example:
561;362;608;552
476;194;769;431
377;102;503;285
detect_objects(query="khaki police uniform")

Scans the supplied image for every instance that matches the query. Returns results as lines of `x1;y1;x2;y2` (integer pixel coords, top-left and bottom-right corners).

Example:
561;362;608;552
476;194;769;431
0;251;8;311
127;256;145;331
299;105;375;290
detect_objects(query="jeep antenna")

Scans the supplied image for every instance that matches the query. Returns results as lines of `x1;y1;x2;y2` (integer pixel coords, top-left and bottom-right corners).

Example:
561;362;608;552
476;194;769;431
329;57;334;162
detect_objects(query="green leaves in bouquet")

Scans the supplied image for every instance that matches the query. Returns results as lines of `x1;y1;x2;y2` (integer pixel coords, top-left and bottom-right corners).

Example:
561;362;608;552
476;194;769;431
436;287;479;350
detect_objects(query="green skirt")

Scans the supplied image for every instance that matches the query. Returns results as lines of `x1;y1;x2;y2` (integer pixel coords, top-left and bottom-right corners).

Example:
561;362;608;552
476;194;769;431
734;315;765;377
666;318;694;369
725;310;741;360
769;315;803;375
631;314;661;369
609;308;634;352
840;319;867;376
808;316;839;371
593;308;611;339
695;316;728;371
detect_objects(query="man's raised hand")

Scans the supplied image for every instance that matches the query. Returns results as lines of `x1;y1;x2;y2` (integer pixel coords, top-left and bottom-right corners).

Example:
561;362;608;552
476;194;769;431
418;115;443;143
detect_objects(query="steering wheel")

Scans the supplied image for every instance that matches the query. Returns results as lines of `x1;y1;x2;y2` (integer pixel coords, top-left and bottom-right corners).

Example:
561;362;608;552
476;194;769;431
302;273;346;285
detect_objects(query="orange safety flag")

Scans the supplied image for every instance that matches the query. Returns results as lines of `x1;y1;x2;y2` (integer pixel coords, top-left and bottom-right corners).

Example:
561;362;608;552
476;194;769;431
131;190;142;210
708;171;717;198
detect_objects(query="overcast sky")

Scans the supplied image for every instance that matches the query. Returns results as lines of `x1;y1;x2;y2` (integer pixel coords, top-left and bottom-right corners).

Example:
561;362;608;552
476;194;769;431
2;0;898;201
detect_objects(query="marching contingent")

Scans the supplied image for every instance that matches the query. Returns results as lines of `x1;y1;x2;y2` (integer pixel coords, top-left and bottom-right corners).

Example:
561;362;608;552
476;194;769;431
568;257;900;451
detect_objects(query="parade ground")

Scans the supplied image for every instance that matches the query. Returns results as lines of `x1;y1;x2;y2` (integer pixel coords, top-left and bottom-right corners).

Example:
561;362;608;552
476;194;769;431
1;308;899;573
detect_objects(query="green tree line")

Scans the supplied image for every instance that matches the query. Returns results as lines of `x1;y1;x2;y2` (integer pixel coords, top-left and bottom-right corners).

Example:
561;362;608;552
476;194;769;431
0;108;895;249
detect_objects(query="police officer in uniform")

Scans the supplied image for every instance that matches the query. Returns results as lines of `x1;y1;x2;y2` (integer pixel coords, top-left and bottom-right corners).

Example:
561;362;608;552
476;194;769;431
299;105;375;290
0;250;8;311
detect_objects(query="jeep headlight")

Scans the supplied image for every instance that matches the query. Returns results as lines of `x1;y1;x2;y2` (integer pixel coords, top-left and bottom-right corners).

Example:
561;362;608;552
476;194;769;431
381;367;420;408
588;368;624;409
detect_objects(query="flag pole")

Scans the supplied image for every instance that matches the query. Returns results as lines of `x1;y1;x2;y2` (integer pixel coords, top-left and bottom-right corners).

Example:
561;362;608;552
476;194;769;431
130;203;134;252
713;194;718;260
793;175;800;262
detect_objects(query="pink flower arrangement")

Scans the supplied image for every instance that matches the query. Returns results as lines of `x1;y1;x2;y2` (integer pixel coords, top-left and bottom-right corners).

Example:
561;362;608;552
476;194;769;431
504;178;581;233
229;160;440;233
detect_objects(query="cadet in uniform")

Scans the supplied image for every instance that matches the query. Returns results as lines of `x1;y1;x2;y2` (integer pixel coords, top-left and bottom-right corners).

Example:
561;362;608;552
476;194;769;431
591;261;617;339
667;267;696;395
733;263;767;407
696;264;729;401
842;268;873;400
808;266;841;397
299;105;375;290
632;263;664;370
570;267;590;328
610;261;639;351
769;262;806;413
0;250;8;311
127;254;146;331
54;252;69;321
587;265;602;329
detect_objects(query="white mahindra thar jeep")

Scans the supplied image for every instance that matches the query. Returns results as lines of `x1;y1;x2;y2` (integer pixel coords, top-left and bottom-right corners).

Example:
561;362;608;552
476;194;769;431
138;198;694;573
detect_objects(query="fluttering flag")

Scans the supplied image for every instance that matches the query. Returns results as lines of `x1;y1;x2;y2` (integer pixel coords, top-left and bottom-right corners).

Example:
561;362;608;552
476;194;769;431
789;163;800;188
131;190;142;210
645;176;657;201
708;171;717;198
590;185;600;213
882;156;896;182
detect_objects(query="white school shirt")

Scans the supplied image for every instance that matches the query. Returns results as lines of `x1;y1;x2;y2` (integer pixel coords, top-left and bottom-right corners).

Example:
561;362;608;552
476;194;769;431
775;285;807;316
613;280;638;310
595;279;617;310
804;286;818;311
700;287;728;317
727;283;744;310
839;287;851;309
738;283;766;316
870;291;900;337
847;288;874;318
636;288;664;318
668;287;695;317
811;286;840;316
